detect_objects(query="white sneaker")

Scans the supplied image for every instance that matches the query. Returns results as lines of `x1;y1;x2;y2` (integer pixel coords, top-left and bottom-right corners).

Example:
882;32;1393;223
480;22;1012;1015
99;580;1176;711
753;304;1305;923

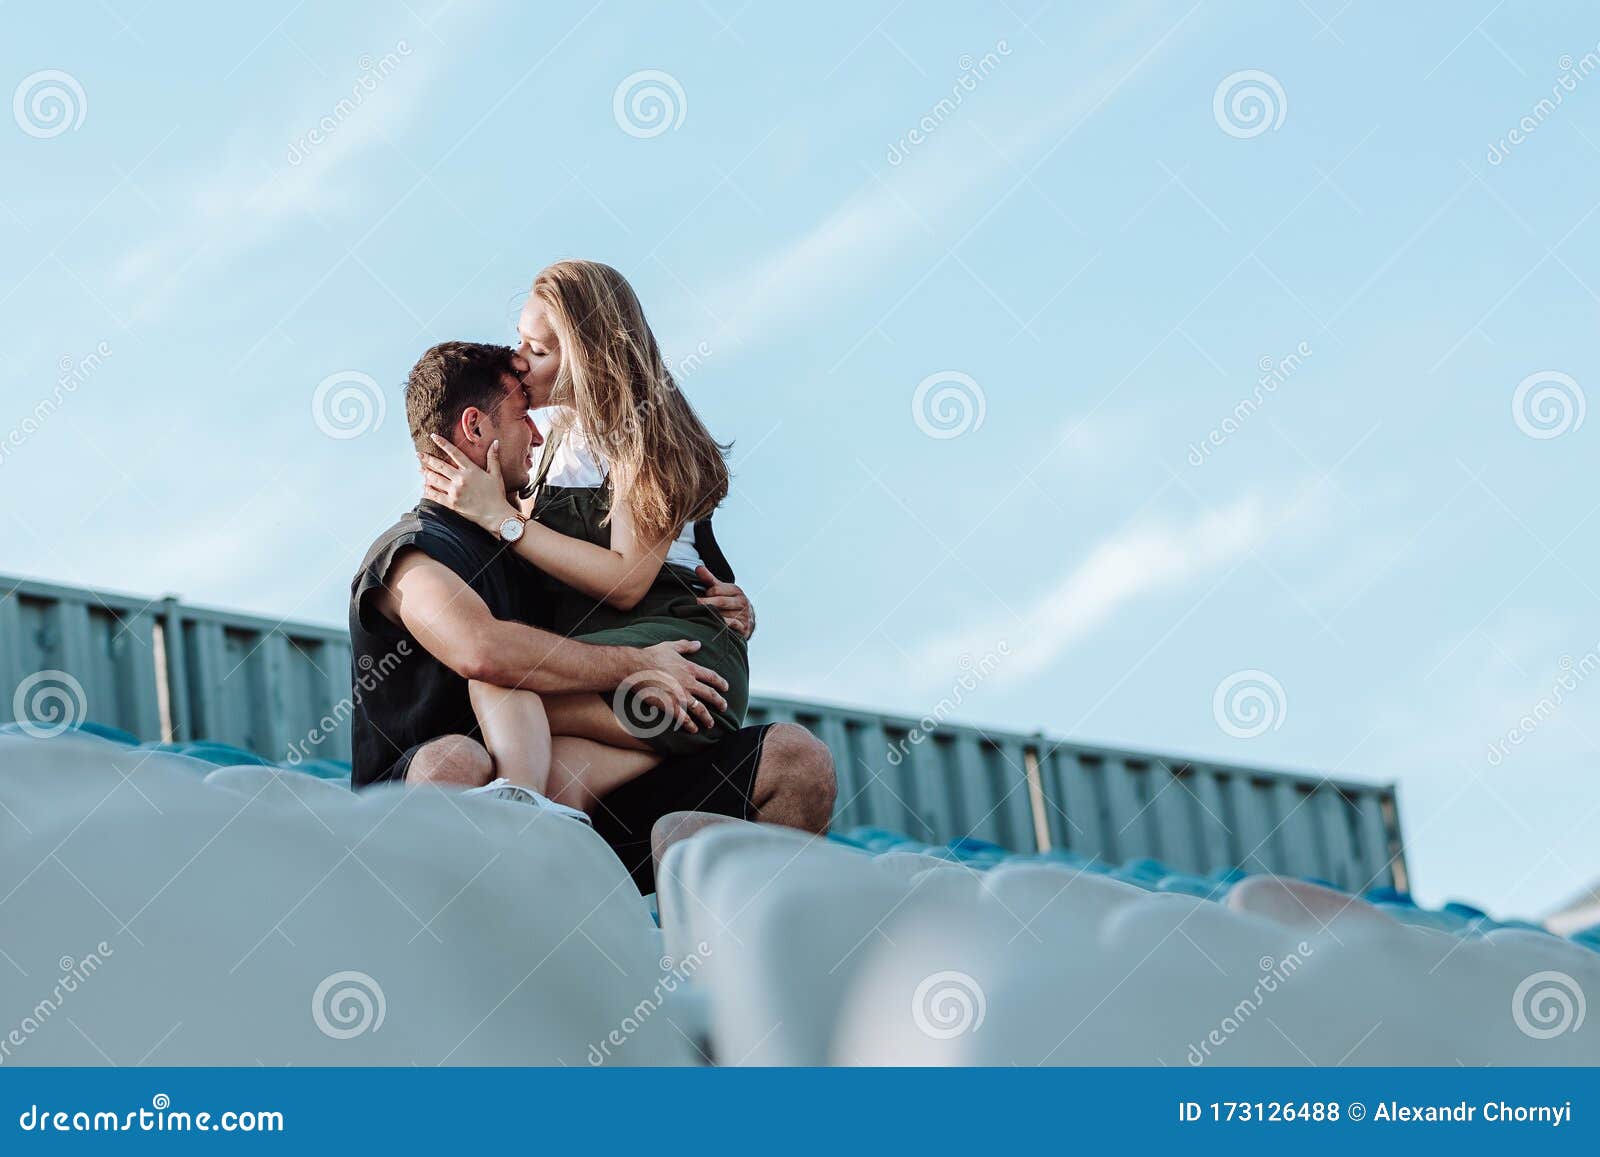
462;778;593;826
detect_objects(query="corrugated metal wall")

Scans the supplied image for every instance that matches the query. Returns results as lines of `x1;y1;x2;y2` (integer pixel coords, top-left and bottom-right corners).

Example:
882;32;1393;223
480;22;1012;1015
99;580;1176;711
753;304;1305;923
1030;741;1405;894
746;698;1041;854
1;572;1405;888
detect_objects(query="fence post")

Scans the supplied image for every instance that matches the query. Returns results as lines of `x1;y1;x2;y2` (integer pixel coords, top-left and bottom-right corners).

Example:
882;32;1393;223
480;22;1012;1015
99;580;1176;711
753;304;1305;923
160;596;191;742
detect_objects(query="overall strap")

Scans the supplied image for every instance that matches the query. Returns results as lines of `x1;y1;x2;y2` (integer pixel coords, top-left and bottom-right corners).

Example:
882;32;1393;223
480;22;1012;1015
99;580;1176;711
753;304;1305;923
693;518;735;583
529;425;566;492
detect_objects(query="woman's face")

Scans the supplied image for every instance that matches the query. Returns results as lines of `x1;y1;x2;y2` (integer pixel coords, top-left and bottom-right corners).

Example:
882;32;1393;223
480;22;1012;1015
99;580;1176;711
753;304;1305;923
515;296;561;408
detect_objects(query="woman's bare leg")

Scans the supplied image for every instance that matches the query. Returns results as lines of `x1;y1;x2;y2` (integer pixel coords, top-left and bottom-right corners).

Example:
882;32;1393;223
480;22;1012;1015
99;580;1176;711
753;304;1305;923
547;736;660;813
543;691;656;751
467;680;552;791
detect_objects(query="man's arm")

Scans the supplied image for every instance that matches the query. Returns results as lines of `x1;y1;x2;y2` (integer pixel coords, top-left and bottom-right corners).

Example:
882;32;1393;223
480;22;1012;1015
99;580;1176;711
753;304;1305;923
372;549;728;728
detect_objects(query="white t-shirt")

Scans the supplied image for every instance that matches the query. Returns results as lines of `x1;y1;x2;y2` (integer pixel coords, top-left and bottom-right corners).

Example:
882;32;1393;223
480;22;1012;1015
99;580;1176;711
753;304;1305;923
532;409;705;572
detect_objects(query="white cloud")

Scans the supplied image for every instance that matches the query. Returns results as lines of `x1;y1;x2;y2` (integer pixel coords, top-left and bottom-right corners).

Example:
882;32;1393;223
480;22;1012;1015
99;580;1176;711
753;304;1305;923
670;1;1185;359
913;493;1272;685
111;14;466;319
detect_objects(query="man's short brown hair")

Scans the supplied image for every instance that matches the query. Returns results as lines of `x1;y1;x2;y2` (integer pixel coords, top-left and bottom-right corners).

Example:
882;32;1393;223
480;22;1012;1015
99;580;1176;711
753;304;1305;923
404;341;517;453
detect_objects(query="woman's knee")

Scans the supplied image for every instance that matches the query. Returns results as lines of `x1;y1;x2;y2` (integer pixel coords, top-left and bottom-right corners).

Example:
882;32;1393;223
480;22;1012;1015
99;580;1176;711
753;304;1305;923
405;734;493;787
468;680;547;716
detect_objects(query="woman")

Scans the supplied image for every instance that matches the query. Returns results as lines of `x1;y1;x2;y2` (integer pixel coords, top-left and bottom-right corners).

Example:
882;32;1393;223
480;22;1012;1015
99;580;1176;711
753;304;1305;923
420;260;749;814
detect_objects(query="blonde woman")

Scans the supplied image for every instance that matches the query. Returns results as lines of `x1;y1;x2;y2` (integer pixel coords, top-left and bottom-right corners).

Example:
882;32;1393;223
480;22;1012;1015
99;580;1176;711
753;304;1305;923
420;260;748;812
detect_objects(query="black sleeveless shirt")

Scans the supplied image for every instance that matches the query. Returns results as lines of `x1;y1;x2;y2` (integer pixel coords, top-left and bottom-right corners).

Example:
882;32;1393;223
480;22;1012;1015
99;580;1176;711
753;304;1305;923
347;501;547;787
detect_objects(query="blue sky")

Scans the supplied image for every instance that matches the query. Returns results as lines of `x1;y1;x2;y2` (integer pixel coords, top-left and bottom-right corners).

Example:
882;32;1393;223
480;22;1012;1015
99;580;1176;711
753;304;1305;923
4;1;1600;917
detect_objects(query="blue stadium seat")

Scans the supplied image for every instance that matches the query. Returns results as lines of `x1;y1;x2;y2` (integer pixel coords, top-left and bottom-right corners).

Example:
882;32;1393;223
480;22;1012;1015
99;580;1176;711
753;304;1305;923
1494;919;1550;935
1121;857;1170;878
827;830;872;850
841;826;919;853
1109;858;1169;889
0;719;140;742
286;757;354;781
1154;874;1214;898
1570;926;1600;952
169;741;274;767
74;721;140;745
1025;848;1089;869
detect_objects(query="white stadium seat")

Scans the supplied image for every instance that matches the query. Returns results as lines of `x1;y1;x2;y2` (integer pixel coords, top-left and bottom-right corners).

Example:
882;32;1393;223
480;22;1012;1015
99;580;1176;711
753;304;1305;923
0;734;694;1066
8;730;1599;1068
659;821;1600;1066
203;765;362;805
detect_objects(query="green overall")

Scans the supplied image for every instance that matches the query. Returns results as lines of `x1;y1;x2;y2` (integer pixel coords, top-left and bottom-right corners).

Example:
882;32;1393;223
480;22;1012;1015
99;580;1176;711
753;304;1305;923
529;428;749;757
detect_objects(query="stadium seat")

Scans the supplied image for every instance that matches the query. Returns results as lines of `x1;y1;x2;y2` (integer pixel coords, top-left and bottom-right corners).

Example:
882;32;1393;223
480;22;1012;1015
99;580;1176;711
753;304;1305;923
659;818;1600;1065
658;822;969;1064
0;732;694;1065
171;740;275;766
1154;874;1216;898
204;765;357;805
73;721;141;746
288;757;355;781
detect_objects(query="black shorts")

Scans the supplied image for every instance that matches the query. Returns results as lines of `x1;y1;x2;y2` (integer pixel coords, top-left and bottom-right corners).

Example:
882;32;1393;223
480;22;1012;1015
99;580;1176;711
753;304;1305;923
378;723;770;895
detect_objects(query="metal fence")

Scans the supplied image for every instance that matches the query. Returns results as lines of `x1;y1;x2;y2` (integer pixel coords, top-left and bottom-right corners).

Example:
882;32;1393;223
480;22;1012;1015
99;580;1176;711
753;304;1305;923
1;572;1406;890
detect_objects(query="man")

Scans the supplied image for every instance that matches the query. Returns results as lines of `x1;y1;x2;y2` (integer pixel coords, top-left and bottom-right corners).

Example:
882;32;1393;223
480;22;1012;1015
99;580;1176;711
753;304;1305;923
349;341;834;890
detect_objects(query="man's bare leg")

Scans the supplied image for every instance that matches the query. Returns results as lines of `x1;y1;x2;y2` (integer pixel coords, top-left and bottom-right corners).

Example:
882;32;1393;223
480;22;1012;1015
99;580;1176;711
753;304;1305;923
647;724;839;886
467;680;552;791
547;736;659;813
749;722;836;832
403;734;494;787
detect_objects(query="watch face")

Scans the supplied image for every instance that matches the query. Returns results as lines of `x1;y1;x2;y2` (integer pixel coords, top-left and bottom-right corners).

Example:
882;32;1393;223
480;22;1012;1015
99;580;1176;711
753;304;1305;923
499;517;523;542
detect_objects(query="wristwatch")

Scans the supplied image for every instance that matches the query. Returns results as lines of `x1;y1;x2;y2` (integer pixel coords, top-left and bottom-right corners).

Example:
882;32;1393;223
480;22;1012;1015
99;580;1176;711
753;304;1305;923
497;515;525;543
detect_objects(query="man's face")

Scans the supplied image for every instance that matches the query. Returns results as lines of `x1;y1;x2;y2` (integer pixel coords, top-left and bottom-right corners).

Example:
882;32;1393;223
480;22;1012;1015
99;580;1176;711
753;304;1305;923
514;296;561;408
474;355;540;494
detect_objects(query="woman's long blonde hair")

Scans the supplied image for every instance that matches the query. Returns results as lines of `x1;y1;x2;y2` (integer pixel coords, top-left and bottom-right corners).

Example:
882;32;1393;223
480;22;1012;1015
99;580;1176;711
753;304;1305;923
534;260;729;543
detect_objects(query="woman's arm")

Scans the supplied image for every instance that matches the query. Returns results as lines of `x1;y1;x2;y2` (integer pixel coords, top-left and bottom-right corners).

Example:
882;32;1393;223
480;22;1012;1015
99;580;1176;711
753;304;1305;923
421;435;672;611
